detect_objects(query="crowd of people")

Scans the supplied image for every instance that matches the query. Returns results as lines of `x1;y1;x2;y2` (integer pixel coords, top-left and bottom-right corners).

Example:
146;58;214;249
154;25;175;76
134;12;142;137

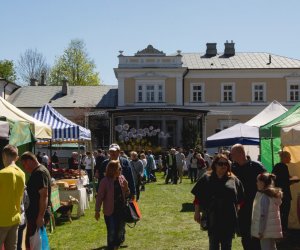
0;142;298;250
192;144;298;250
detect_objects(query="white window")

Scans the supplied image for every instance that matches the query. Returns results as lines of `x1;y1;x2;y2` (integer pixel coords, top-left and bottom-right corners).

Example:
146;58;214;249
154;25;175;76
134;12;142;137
252;83;266;102
136;80;165;103
146;85;155;102
287;83;300;102
190;83;205;102
221;83;235;102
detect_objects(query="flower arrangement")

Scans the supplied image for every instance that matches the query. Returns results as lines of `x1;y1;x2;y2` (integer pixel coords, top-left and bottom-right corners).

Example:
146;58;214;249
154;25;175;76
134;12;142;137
115;123;169;153
115;123;169;143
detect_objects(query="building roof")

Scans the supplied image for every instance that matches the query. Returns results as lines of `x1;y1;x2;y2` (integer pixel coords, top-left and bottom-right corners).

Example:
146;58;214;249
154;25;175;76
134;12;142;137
8;85;118;108
181;52;300;70
0;78;21;89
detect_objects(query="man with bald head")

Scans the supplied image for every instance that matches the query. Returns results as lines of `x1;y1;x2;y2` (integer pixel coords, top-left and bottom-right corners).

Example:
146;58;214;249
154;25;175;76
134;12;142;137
230;144;266;250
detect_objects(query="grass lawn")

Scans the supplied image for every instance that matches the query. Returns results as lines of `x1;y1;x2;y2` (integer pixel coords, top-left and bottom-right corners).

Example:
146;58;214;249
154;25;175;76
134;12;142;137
51;173;300;250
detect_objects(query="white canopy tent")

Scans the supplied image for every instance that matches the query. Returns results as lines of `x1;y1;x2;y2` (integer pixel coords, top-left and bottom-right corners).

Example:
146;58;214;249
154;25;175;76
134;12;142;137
0;121;9;139
206;101;287;159
206;123;259;147
245;100;287;127
206;101;287;147
0;97;51;139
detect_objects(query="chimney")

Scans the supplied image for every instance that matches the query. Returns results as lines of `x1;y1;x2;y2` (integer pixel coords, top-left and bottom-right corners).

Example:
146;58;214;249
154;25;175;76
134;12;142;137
224;40;235;57
30;78;38;86
62;78;69;95
40;70;46;86
205;43;217;57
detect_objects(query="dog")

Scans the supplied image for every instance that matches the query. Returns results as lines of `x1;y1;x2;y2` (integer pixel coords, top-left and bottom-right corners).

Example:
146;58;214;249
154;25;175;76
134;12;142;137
56;195;79;223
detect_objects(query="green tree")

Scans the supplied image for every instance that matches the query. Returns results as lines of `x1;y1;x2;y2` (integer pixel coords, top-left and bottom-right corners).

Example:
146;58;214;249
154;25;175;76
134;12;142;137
50;39;100;85
0;60;17;82
181;120;202;150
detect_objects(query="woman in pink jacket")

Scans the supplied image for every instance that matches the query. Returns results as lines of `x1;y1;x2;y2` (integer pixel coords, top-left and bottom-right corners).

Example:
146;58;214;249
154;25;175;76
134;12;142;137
95;160;130;250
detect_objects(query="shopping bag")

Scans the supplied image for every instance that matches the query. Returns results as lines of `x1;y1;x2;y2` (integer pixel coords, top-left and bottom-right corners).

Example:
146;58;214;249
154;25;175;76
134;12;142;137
30;229;41;250
40;226;50;250
131;199;141;218
124;200;140;224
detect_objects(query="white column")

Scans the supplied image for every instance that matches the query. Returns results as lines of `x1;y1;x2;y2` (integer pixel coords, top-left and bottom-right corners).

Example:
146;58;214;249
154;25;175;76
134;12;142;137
118;77;125;106
176;76;183;105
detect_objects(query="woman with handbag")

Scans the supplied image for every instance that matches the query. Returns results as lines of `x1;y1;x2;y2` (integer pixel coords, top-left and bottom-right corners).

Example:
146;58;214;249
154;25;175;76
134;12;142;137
191;154;244;250
95;160;130;250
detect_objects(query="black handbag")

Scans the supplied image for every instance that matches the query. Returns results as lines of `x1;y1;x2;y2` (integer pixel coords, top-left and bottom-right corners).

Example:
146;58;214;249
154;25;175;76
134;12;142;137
124;200;140;224
200;210;208;231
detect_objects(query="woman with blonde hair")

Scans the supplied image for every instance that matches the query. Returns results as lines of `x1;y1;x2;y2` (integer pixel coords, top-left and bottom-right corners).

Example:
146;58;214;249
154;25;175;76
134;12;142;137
95;160;130;250
191;154;244;250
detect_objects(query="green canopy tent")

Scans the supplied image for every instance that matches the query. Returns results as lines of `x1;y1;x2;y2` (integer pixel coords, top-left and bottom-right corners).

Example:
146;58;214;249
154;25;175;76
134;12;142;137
260;102;300;172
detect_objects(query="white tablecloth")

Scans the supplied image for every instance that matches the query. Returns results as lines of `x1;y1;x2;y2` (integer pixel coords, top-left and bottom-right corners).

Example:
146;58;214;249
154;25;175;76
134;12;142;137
59;187;89;217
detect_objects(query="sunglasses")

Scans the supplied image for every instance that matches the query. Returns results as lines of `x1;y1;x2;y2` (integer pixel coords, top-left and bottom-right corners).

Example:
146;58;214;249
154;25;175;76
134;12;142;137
216;161;229;167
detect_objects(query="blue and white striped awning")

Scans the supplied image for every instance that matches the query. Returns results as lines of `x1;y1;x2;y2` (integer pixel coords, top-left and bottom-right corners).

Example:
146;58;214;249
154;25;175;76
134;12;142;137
33;104;91;142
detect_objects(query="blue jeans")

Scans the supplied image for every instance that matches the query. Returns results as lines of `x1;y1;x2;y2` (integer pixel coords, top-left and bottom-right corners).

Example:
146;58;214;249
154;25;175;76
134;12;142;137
104;212;125;250
209;235;232;250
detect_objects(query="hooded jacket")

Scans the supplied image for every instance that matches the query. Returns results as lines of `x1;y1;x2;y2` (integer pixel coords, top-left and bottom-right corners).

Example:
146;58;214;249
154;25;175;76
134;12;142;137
251;192;283;239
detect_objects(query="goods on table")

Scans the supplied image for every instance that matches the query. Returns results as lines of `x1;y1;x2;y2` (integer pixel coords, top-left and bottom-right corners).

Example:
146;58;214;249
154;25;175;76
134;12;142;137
51;168;86;179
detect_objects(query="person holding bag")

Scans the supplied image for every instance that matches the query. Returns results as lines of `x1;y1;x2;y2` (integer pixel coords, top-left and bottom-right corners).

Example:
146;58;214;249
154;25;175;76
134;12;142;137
191;154;244;250
95;160;130;250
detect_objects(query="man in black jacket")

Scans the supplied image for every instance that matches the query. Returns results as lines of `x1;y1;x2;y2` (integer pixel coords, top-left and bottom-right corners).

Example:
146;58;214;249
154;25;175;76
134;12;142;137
230;144;266;250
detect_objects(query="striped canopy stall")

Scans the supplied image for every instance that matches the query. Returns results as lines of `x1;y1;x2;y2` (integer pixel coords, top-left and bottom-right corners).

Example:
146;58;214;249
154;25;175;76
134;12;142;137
33;104;91;142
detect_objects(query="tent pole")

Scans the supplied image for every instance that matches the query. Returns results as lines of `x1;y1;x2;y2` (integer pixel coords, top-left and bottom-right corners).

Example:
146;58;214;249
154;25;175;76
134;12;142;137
49;139;53;175
78;142;82;181
271;125;274;168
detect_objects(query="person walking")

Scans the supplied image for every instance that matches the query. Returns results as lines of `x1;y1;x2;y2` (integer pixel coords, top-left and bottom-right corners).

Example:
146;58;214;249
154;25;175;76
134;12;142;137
20;151;51;250
176;148;185;184
251;173;283;250
192;154;244;250
94;149;108;195
230;144;266;250
196;153;207;180
129;151;144;201
165;148;177;184
0;145;25;250
83;151;96;182
272;150;299;237
190;152;198;183
95;160;130;250
99;143;136;245
139;153;147;191
146;150;156;182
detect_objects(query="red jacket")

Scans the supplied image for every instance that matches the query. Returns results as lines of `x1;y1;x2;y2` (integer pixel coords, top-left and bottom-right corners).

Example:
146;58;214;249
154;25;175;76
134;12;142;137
95;175;130;216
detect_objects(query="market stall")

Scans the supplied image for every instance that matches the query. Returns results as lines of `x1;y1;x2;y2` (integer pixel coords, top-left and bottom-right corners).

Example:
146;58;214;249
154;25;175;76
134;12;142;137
52;169;90;217
33;104;91;143
0;97;52;139
0;97;51;168
279;123;300;229
260;102;300;171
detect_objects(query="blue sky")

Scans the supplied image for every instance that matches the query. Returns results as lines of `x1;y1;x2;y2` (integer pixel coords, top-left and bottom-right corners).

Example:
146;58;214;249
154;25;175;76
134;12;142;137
1;0;300;85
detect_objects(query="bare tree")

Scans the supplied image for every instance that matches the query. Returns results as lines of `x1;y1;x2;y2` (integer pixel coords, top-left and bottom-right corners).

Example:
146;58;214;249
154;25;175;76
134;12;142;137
17;49;49;85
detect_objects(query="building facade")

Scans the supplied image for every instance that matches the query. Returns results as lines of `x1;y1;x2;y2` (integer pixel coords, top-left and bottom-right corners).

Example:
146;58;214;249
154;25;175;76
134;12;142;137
114;42;300;149
7;42;300;151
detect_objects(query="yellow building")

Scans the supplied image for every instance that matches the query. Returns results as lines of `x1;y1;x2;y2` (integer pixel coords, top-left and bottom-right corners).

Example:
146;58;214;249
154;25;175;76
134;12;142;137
114;42;300;149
